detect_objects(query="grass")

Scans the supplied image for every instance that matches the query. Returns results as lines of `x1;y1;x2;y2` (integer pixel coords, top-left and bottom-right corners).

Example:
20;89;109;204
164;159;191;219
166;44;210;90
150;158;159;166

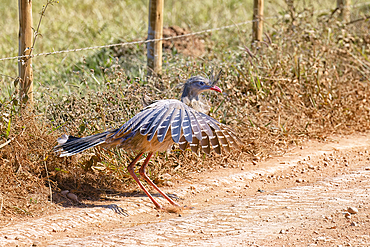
1;0;363;98
0;0;370;223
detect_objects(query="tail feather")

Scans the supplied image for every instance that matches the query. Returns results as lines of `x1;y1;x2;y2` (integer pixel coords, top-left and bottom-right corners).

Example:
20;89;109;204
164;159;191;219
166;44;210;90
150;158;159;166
54;131;115;157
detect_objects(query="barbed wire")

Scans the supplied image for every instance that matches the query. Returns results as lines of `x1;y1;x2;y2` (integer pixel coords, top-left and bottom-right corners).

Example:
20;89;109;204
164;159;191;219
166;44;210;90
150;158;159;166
0;19;260;62
0;1;369;62
0;16;303;62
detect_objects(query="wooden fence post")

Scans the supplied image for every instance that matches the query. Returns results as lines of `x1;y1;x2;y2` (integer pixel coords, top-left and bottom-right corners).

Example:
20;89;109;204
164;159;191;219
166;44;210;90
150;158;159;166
147;0;164;76
18;0;33;106
337;0;351;23
252;0;264;43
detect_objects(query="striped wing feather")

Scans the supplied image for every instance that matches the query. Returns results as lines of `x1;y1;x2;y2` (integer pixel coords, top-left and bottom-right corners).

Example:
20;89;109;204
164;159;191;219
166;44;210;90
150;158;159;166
137;109;164;136
181;108;193;143
188;111;202;141
215;130;230;153
221;125;242;149
201;131;211;154
146;106;174;142
196;113;228;153
179;135;188;150
141;106;167;137
110;107;153;139
133;108;161;133
190;135;199;153
157;107;178;143
171;107;183;143
209;133;221;154
193;111;214;137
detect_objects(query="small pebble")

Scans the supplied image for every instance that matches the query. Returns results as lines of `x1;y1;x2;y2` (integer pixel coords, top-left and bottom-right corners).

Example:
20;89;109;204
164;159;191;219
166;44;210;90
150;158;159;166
164;180;174;187
316;236;327;241
348;206;358;214
350;222;358;226
161;173;172;180
61;190;69;196
344;212;351;219
66;192;79;202
296;178;303;183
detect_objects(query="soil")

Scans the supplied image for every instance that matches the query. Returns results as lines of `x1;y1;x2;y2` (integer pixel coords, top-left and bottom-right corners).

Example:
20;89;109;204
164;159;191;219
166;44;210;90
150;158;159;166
112;26;206;58
1;133;370;246
162;26;205;57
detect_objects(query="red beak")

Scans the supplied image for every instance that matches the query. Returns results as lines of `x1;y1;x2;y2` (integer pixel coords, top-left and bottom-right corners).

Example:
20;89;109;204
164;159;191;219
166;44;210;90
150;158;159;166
210;85;222;93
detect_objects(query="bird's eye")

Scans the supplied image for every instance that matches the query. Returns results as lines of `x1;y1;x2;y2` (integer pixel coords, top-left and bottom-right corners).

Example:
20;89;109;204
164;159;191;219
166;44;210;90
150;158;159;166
199;81;204;86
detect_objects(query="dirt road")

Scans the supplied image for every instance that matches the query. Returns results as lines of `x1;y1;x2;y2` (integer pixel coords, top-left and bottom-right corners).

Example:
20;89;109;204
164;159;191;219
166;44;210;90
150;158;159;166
1;133;370;246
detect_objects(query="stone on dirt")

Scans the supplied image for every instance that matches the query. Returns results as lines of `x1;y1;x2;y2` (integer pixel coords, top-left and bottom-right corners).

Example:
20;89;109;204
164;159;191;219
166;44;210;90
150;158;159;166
347;206;358;214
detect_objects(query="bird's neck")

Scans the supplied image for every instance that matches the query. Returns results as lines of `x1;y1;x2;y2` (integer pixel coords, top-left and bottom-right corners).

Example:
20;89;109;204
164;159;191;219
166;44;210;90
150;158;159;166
181;85;199;103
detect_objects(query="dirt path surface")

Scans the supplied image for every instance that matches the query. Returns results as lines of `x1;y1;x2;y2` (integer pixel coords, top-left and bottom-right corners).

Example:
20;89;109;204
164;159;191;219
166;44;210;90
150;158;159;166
1;133;370;246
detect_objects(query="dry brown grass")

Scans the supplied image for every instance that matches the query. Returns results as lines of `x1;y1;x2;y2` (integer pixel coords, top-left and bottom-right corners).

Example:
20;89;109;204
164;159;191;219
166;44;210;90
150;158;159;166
0;115;60;221
1;7;370;224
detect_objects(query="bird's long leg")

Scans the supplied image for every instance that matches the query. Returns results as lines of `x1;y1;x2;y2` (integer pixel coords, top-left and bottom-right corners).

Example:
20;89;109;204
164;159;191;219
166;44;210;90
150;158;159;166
139;152;181;207
127;152;163;209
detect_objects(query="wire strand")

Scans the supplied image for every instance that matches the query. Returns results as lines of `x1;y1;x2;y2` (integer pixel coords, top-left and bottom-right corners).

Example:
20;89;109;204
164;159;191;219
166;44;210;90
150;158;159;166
0;19;259;62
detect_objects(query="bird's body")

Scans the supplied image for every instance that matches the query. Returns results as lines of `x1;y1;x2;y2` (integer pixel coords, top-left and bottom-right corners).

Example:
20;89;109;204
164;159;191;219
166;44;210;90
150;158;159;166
55;75;242;209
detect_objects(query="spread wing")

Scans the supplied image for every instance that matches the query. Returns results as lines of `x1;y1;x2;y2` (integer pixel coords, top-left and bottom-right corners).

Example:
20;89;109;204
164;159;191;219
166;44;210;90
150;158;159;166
109;99;242;154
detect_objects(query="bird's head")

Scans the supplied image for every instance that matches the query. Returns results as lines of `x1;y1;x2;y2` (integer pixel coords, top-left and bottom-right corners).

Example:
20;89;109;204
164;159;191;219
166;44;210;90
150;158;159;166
181;76;222;103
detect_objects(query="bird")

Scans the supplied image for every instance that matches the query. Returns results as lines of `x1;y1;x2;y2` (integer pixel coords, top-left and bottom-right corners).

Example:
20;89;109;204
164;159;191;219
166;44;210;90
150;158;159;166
54;75;242;209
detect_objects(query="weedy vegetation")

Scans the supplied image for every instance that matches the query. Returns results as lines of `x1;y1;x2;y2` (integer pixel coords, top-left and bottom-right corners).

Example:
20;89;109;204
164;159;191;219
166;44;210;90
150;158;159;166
0;0;370;224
